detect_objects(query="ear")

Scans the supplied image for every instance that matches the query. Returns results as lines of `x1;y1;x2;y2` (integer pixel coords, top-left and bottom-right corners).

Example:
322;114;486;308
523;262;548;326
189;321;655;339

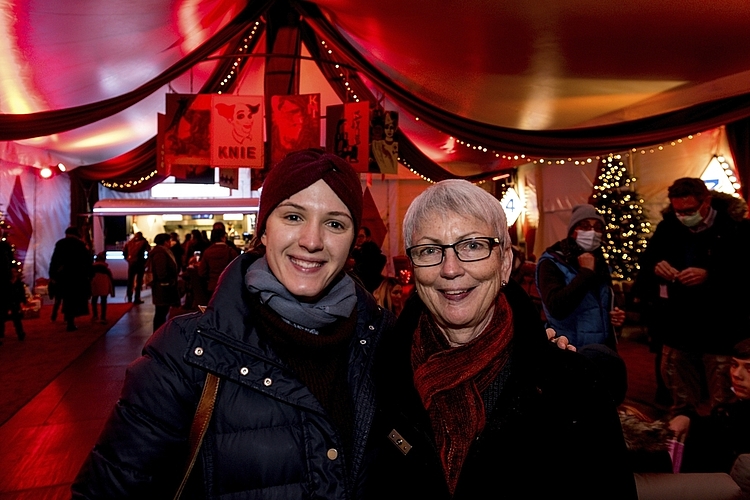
499;245;513;282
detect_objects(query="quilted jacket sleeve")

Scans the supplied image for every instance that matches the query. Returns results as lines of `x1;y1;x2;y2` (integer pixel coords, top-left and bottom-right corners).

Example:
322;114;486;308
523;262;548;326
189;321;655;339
71;314;204;499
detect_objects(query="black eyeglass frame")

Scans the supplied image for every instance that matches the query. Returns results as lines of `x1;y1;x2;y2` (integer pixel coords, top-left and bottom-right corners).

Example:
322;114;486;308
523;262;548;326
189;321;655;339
406;237;501;268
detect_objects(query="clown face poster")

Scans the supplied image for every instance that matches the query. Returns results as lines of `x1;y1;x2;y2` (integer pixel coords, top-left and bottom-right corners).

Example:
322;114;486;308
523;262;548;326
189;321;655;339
211;95;264;168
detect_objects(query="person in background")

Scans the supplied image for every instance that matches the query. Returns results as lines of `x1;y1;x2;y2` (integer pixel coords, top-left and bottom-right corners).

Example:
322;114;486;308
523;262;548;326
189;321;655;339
147;233;180;332
372;274;404;316
0;234;26;342
197;226;240;300
366;179;636;499
122;231;150;305
180;232;192;264
675;338;750;484
72;149;395;498
352;226;387;293
168;232;184;274
535;204;625;350
183;229;207;268
49;226;92;332
90;252;115;324
634;178;750;441
212;221;238;252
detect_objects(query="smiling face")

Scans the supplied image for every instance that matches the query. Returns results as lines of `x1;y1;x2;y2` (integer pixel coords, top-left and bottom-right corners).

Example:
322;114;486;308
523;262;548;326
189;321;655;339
412;213;512;344
261;179;355;302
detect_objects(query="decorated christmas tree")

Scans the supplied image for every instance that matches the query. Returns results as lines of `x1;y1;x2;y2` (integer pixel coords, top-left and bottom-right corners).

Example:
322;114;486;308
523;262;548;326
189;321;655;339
590;155;651;281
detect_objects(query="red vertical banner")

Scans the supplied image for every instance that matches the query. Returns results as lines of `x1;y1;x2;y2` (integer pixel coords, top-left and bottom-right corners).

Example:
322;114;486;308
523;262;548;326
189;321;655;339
270;94;321;166
211;95;264;168
156;113;169;177
6;176;32;268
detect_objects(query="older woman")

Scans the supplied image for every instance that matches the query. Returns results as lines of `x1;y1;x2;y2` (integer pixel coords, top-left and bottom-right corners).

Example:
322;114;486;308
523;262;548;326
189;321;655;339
72;150;395;499
367;179;636;499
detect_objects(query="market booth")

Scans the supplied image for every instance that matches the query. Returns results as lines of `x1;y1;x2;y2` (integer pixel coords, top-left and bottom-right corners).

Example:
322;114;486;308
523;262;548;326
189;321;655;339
91;197;259;281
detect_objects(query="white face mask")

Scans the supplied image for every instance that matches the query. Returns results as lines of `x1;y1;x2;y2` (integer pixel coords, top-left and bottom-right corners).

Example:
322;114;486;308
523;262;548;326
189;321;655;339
677;212;703;228
575;230;602;252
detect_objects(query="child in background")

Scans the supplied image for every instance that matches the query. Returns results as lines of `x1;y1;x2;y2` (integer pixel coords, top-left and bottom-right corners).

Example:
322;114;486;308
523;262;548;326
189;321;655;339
90;252;115;324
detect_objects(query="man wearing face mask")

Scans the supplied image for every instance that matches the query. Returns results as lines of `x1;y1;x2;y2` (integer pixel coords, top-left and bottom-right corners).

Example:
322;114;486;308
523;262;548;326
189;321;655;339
535;204;625;351
634;177;750;441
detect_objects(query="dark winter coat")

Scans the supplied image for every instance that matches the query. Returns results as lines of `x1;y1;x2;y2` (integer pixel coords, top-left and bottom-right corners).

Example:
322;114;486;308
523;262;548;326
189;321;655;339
72;252;395;499
49;235;92;317
365;279;637;499
536;238;617;349
197;241;240;294
148;244;180;307
634;199;750;354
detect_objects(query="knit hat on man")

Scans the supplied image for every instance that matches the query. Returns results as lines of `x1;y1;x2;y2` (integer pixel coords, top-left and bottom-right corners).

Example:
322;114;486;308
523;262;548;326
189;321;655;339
567;204;606;236
255;149;363;240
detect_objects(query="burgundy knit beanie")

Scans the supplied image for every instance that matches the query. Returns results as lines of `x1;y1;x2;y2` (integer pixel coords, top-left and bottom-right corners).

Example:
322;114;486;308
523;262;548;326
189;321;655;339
256;149;363;239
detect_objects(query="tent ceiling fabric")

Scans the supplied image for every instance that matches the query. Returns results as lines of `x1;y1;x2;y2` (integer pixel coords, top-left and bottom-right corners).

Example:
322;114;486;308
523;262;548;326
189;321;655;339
2;0;750;176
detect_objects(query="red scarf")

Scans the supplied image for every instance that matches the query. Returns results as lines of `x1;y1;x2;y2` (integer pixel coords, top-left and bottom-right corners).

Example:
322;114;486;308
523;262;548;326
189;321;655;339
411;293;513;494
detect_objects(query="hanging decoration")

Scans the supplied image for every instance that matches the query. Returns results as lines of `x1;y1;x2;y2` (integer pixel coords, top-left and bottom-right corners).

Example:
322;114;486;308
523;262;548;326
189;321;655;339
700;154;741;196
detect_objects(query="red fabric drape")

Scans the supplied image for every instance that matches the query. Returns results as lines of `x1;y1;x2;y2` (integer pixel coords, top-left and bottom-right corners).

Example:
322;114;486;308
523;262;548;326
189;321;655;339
4;0;750;194
0;0;274;141
297;1;750;158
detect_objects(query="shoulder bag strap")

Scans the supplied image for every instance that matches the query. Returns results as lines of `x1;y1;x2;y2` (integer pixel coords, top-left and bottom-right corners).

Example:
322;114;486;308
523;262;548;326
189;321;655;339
173;372;220;500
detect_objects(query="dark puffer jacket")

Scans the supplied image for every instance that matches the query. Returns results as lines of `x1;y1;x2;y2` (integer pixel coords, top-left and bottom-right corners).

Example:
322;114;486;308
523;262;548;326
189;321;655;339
72;252;395;499
365;280;637;499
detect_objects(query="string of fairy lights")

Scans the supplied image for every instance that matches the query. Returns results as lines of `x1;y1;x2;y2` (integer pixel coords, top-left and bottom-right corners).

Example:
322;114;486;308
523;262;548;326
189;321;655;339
100;22;262;190
95;21;735;193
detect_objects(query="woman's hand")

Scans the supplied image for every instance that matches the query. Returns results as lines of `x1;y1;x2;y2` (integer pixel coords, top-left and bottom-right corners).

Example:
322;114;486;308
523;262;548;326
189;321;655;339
547;328;577;352
610;306;626;327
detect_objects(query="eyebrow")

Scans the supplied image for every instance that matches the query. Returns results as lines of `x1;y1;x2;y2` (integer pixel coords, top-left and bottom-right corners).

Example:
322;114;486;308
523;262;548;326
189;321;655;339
276;201;353;222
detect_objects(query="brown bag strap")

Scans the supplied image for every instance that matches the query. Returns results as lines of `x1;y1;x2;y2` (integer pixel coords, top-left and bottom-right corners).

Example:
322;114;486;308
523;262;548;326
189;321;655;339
173;372;220;500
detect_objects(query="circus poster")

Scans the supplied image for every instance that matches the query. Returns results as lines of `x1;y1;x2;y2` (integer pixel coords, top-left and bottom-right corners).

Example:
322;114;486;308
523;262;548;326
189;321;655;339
163;94;211;167
327;102;369;172
270;94;321;165
211;95;264;168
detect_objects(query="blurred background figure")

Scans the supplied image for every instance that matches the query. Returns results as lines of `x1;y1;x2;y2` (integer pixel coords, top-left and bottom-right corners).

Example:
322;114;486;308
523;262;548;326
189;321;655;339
90;252;115;324
0;234;26;342
49;226;92;332
122;232;150;305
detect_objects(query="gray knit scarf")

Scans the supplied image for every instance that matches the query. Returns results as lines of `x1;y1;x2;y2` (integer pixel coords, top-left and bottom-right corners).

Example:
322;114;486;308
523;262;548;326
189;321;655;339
245;256;357;333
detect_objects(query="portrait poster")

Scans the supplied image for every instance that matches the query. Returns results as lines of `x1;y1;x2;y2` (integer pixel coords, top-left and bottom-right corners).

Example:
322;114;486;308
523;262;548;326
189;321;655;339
270;94;321;165
369;109;399;174
163;94;211;167
211;95;264;168
327;102;369;172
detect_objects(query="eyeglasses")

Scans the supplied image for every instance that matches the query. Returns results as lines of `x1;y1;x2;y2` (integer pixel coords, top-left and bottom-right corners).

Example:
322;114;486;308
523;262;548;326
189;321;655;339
406;237;501;267
576;222;605;231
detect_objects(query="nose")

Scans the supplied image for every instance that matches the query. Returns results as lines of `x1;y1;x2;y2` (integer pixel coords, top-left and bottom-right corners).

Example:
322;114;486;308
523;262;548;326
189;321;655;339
439;248;465;278
298;222;324;252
